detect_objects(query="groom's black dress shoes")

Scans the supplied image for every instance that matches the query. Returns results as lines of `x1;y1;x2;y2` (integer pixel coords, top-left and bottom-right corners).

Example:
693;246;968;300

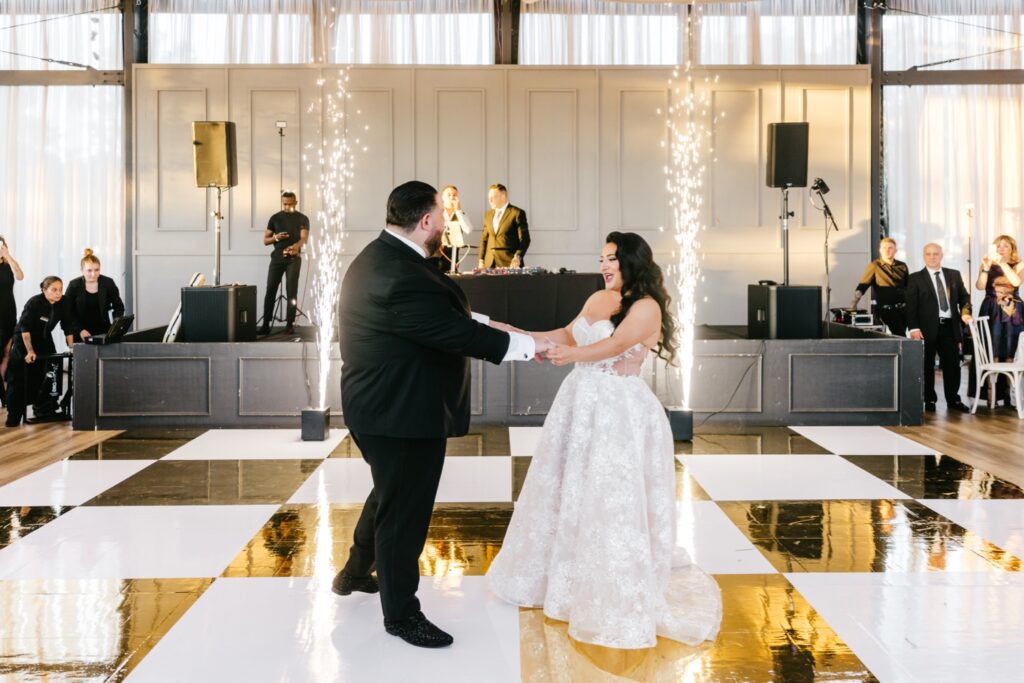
331;571;379;596
384;611;454;648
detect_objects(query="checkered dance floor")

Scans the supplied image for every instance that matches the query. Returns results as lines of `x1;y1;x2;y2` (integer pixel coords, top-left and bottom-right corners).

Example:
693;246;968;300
1;425;1022;681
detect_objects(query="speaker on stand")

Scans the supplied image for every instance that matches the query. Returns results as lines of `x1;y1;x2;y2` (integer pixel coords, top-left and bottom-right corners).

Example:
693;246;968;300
192;121;238;287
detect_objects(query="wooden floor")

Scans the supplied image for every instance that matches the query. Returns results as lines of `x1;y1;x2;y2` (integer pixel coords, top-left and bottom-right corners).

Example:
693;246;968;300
0;419;120;487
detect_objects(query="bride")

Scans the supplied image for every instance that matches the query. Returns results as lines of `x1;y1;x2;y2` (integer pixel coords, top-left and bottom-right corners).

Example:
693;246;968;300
487;231;722;649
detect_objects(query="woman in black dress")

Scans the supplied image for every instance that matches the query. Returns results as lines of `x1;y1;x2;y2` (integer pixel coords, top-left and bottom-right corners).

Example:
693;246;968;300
4;276;73;427
64;248;125;342
0;236;25;407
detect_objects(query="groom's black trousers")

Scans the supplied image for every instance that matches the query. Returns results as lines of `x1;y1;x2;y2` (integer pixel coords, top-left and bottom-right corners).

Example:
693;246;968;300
342;432;447;622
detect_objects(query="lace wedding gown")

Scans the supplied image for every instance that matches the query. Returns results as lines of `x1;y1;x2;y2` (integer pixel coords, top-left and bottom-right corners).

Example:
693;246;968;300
487;318;722;649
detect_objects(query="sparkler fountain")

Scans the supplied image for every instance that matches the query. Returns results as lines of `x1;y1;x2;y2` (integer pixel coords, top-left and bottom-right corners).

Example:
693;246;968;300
663;22;716;441
302;69;356;441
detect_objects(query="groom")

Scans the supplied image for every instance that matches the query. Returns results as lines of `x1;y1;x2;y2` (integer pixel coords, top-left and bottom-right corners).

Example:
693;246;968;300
332;180;546;648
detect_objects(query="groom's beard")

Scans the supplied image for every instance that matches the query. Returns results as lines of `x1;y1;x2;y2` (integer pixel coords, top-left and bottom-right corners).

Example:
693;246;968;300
425;231;443;257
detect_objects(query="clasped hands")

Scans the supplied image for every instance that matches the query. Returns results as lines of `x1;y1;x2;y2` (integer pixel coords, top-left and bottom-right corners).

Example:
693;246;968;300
488;320;576;365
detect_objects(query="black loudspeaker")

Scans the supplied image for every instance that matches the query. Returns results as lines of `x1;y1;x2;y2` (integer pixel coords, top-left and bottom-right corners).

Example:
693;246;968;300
766;122;809;188
180;285;256;342
748;284;821;339
192;121;238;188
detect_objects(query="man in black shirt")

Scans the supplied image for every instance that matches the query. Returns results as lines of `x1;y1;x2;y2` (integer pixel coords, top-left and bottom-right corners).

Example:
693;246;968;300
851;237;909;336
260;191;309;335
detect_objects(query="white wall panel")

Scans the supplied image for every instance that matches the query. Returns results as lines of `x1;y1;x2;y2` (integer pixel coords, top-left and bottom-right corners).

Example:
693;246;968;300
134;65;871;327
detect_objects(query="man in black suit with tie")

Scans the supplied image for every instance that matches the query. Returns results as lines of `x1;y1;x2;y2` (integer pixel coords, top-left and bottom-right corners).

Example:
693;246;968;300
478;183;530;268
905;242;973;412
331;181;546;648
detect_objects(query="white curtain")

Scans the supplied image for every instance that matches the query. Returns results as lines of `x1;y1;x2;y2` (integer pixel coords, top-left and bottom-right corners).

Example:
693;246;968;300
884;0;1024;71
0;86;124;336
698;0;856;65
0;2;124;341
149;0;494;64
884;85;1024;308
329;0;493;64
0;0;121;70
149;0;317;63
520;0;688;66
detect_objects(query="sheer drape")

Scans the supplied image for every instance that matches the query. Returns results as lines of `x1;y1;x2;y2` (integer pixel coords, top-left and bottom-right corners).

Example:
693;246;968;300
329;0;493;64
0;0;122;70
884;0;1024;71
150;0;316;63
884;85;1024;303
149;0;494;64
0;86;124;336
0;2;124;336
520;0;688;66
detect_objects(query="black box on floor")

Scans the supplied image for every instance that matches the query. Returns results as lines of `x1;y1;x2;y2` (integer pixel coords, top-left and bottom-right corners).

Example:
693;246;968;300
180;285;257;342
747;284;822;339
301;407;330;441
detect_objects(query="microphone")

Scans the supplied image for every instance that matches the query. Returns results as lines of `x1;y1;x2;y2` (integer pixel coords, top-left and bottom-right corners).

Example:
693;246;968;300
810;177;830;195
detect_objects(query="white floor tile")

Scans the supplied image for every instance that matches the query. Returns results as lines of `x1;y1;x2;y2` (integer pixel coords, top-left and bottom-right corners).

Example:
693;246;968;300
789;572;1024;683
0;460;155;506
678;454;909;501
676;501;777;574
288;457;512;504
791;426;938;456
163;428;347;460
125;575;520;683
509;427;543;456
0;505;277;580
921;499;1024;559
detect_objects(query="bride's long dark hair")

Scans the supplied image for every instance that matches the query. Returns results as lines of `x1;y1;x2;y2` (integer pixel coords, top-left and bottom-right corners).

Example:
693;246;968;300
606;231;678;365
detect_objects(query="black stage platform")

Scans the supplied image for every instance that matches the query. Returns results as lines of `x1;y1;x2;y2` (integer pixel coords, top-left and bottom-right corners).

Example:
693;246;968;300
72;275;924;430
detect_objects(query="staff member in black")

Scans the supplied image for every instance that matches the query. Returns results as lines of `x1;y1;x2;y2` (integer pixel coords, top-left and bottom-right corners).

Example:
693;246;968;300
0;236;25;407
906;242;972;412
260;191;309;336
64;248;125;342
851;237;909;336
4;276;74;427
331;181;545;648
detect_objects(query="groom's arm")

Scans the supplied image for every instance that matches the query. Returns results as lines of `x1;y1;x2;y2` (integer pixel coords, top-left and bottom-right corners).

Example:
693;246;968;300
388;276;513;364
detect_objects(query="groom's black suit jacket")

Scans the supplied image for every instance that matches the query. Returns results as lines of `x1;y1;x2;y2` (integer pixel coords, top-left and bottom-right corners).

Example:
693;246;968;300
339;230;511;439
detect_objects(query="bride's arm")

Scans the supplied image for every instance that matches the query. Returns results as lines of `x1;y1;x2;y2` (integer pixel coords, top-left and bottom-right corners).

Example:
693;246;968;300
493;291;608;347
546;299;660;366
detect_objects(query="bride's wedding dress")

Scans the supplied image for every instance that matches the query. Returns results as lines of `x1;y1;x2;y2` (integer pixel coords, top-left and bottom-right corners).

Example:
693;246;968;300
488;318;722;649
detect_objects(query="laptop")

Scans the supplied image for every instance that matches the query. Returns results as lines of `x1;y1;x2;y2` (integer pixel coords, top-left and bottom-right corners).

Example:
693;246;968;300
84;314;135;345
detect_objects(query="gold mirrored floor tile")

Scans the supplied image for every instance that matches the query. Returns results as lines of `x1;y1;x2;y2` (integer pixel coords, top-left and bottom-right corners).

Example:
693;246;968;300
0;578;211;682
109;428;208;441
223;503;513;578
331;426;513;458
676;427;830;455
0;506;73;550
82;459;321;506
520;574;878;682
842;454;1024;500
68;439;192;461
719;500;1023;572
512;456;530;502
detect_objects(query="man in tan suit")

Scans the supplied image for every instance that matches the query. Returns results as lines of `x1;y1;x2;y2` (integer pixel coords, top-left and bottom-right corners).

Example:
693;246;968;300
478;183;530;269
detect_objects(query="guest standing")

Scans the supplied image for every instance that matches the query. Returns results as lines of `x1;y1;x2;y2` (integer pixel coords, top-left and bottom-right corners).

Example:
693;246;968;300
64;248;125;342
906;243;972;413
975;234;1024;406
478;183;530;269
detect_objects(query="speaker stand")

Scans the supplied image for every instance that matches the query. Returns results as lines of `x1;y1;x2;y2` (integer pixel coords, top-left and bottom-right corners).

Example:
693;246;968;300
779;188;794;286
208;185;226;286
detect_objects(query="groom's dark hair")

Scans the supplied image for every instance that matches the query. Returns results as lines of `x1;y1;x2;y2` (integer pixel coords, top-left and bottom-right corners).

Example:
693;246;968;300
387;181;439;232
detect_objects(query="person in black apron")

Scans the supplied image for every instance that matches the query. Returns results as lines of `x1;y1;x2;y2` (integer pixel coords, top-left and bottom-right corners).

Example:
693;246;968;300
4;276;73;427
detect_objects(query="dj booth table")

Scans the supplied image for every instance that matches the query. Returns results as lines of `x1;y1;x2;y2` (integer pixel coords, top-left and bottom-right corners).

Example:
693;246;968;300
453;272;604;330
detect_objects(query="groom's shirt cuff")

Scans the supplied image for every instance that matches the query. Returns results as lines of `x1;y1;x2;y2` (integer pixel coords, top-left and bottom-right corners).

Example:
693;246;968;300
471;312;535;361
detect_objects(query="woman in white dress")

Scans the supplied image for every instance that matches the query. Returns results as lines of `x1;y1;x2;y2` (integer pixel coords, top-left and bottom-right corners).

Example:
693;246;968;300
487;232;722;649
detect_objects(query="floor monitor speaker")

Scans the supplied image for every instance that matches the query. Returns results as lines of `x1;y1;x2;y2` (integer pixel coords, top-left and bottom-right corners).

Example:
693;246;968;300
180;285;256;342
748;284;821;339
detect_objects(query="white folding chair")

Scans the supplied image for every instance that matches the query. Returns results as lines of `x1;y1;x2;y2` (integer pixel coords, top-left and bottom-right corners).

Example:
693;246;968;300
968;316;1024;419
